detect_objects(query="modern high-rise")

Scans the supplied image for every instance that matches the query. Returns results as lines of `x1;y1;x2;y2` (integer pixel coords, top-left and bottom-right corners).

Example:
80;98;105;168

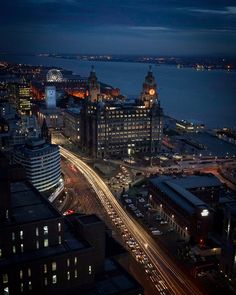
8;81;31;115
14;138;61;192
0;153;143;295
80;67;163;158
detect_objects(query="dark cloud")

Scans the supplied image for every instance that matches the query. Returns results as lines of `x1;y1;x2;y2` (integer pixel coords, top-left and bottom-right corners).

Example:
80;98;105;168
0;0;235;55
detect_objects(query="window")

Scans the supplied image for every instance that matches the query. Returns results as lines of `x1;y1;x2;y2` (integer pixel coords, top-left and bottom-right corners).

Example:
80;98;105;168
3;287;9;295
74;270;78;278
28;268;31;277
20;244;24;253
20;230;23;240
44;277;47;286
44;239;48;247
0;248;2;257
35;227;39;236
28;281;32;290
12;232;15;241
67;258;70;267
3;273;8;284
58;223;61;232
36;241;39;249
12;246;16;254
44;264;47;274
20;283;24;292
52;262;57;271
20;270;23;279
43;226;48;235
52;275;57;284
88;265;92;275
67;271;70;280
58;236;61;244
74;257;77;265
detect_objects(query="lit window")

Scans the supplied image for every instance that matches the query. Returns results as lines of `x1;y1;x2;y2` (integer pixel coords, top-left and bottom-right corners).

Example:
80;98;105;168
20;270;23;279
28;268;31;277
28;281;32;290
67;258;70;267
0;248;2;257
20;283;24;292
52;274;57;284
58;223;61;232
52;262;57;271
43;226;48;235
44;264;47;274
3;273;8;284
12;246;16;253
67;271;70;280
20;244;24;253
35;227;39;236
44;239;48;247
44;277;47;286
4;287;9;294
74;270;78;278
74;257;77;265
58;236;61;244
88;265;92;275
36;241;39;249
20;230;23;240
12;232;15;241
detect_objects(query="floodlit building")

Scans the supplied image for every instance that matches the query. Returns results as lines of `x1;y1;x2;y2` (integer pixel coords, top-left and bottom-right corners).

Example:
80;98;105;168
148;175;214;243
14;138;61;192
80;66;163;158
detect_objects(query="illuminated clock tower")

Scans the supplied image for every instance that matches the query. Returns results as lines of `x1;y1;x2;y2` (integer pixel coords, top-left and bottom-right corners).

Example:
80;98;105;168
140;65;158;108
88;66;100;102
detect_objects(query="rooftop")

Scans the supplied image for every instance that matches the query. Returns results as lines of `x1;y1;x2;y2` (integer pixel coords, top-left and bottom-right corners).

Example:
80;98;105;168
150;176;209;215
9;180;61;224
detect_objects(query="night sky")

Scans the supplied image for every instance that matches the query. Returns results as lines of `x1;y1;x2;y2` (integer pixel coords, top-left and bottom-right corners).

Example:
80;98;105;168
1;0;236;56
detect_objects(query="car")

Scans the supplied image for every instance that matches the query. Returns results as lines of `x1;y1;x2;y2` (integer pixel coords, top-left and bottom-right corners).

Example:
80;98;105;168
152;230;163;236
160;220;168;224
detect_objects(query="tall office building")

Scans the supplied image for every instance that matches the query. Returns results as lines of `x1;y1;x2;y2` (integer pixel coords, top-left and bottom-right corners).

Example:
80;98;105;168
8;81;31;115
14;138;61;192
0;153;143;295
220;202;236;278
80;67;163;158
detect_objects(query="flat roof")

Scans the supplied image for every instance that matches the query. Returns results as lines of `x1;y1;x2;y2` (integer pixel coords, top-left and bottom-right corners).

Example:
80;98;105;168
170;175;222;189
10;180;60;224
150;176;208;215
78;214;103;225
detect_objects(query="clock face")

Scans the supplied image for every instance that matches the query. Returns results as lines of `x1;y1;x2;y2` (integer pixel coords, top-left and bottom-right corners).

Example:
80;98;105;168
149;89;155;95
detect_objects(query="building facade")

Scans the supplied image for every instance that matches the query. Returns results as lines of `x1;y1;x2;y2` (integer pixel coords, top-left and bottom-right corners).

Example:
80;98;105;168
63;108;80;144
8;82;31;115
80;67;163;158
0;154;143;295
14;138;61;192
148;175;213;243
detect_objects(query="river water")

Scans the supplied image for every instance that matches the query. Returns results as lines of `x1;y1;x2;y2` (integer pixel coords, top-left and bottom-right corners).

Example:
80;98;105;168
1;54;236;129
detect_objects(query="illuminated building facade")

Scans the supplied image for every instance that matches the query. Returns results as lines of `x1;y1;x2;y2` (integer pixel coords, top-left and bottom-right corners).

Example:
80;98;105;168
63;108;81;144
8;82;31;115
80;67;163;158
220;202;236;278
0;154;143;295
14;138;61;192
148;175;213;243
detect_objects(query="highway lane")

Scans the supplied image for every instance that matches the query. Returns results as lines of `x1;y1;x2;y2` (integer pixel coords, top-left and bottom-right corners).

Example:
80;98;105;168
59;146;204;295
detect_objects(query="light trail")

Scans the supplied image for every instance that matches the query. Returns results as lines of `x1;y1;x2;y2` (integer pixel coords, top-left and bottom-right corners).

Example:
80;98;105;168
59;146;204;295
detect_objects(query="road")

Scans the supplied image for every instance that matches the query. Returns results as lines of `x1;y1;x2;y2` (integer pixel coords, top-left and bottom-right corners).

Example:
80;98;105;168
59;146;205;295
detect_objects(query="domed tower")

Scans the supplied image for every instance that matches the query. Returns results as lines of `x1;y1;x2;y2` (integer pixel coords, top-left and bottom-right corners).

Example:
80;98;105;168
140;65;158;108
88;66;100;102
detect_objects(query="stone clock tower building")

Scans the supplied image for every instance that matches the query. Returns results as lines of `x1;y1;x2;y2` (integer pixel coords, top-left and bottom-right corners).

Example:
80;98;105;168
88;66;100;102
140;65;158;108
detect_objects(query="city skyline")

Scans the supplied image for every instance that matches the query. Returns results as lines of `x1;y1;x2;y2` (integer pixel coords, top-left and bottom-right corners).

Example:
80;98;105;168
1;0;236;56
